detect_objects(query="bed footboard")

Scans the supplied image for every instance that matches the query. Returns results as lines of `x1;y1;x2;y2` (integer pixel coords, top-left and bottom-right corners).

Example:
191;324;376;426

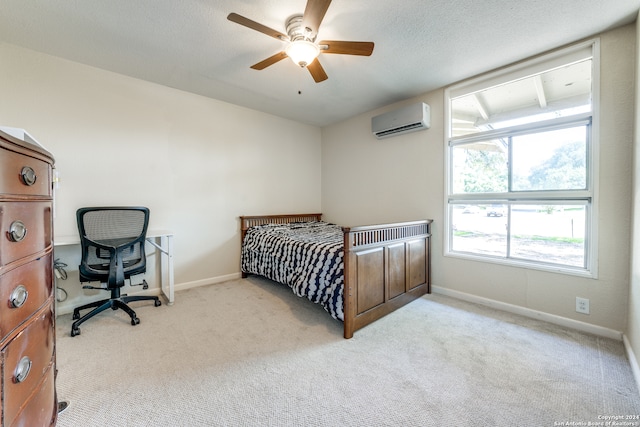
342;220;432;339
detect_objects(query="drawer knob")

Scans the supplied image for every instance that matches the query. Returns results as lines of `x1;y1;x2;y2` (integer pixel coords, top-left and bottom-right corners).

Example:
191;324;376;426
13;356;32;383
8;221;27;242
20;166;37;186
9;285;28;308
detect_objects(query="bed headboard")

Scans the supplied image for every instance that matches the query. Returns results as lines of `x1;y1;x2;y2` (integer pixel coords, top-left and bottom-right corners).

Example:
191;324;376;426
239;213;323;241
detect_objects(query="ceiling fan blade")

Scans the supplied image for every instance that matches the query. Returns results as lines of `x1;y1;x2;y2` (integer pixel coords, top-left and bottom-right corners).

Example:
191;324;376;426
227;13;289;41
250;52;288;70
302;0;332;38
319;41;374;56
307;58;328;83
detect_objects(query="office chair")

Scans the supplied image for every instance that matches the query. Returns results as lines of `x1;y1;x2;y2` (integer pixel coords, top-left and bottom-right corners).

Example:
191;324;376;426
70;207;161;337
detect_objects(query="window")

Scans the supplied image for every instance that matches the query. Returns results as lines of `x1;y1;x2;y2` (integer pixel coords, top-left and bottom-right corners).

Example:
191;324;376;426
445;40;598;276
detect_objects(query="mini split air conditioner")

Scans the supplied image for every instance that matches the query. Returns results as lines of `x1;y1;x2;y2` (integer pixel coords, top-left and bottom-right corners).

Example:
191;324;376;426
371;102;430;139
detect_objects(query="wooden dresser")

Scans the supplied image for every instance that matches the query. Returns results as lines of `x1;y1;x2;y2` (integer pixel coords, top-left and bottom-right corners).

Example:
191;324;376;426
0;130;57;426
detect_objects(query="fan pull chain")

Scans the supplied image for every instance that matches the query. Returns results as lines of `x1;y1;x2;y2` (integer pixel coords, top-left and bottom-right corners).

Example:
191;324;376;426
297;69;304;95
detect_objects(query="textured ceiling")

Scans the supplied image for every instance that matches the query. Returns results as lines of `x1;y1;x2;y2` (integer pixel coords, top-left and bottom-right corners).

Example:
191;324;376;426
0;1;638;127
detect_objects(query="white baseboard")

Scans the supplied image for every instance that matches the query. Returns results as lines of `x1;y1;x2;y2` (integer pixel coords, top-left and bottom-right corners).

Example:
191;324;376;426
174;272;242;292
432;285;623;341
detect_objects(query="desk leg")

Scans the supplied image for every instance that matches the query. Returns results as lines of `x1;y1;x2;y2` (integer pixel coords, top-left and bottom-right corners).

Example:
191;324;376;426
160;235;175;305
146;235;175;304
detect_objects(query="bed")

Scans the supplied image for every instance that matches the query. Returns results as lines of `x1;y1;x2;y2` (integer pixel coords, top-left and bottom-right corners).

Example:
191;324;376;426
240;214;432;339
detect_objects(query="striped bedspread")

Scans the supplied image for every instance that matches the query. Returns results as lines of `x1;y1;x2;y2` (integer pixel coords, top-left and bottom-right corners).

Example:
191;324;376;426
241;221;344;321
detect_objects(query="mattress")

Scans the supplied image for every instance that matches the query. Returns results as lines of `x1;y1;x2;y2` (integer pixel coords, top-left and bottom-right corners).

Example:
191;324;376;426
241;221;344;321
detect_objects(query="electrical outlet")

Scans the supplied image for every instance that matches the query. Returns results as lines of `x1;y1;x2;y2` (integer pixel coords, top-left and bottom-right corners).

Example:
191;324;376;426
576;297;590;314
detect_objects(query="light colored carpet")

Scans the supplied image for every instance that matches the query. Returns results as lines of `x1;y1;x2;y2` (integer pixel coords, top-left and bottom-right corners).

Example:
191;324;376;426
55;276;640;426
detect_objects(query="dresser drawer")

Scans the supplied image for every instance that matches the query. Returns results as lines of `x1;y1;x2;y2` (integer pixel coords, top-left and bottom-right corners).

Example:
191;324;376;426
0;147;51;197
7;362;56;427
0;202;51;267
2;307;54;425
0;253;53;342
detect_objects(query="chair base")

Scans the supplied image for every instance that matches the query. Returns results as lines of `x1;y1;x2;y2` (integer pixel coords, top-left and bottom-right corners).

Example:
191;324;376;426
70;292;161;337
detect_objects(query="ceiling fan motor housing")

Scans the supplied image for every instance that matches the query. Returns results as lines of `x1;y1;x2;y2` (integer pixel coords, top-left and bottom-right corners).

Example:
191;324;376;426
286;14;315;42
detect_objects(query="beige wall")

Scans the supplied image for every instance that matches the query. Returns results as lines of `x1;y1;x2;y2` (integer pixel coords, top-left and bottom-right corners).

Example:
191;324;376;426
628;12;640;383
0;42;322;314
322;24;636;334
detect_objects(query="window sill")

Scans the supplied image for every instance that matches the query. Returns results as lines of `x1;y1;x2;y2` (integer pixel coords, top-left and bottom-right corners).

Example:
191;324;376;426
444;250;596;279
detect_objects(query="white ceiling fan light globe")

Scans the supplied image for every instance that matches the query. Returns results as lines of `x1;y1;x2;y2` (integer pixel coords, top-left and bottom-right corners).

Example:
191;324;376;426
285;40;320;67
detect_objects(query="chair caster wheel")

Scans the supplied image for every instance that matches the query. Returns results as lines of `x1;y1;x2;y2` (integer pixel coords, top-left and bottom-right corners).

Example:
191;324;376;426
71;327;81;337
154;300;162;307
131;317;140;326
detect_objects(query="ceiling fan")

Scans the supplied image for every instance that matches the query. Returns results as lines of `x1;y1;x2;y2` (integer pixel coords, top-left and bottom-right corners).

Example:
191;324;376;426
227;0;374;83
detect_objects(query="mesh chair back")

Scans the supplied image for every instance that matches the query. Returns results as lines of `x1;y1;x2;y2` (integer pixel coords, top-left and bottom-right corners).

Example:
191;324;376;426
77;207;149;283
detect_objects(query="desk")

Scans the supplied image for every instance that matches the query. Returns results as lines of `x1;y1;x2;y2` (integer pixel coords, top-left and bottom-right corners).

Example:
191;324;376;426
54;229;175;304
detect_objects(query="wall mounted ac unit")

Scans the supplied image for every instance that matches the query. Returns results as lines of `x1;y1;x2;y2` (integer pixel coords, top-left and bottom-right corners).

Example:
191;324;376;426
371;102;430;139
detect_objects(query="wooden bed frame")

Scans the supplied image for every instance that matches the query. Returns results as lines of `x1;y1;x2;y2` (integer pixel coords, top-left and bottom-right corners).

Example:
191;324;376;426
240;214;432;339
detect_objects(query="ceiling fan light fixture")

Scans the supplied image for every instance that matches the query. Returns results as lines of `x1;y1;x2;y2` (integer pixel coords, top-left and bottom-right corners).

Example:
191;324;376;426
228;1;374;83
285;40;320;68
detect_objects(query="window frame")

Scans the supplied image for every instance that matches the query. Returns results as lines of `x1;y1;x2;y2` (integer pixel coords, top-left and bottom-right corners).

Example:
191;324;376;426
444;39;600;278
